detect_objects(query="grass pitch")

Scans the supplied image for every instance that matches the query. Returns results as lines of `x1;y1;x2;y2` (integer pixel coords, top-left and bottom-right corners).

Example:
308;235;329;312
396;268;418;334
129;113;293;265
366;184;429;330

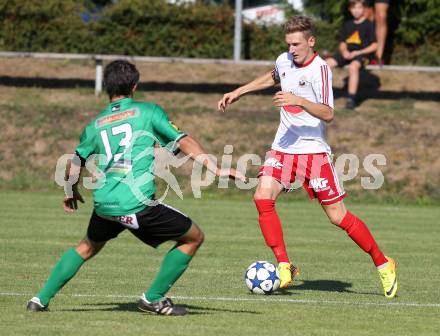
1;191;439;335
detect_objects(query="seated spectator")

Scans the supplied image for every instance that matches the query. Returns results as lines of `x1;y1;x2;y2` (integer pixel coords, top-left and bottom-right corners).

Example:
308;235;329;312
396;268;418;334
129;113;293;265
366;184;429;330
326;0;377;109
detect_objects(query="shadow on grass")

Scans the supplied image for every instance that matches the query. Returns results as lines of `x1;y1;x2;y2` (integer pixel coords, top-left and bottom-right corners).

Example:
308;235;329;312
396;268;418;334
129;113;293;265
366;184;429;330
276;279;383;297
276;279;353;295
60;301;260;315
295;279;353;292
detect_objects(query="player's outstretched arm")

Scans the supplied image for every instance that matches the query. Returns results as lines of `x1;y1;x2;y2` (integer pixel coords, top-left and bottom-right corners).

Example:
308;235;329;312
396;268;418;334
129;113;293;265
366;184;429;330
217;71;275;112
178;135;246;182
63;157;85;213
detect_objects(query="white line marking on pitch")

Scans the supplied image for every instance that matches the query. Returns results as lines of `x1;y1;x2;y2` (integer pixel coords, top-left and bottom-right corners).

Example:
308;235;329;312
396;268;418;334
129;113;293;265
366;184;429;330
1;292;439;308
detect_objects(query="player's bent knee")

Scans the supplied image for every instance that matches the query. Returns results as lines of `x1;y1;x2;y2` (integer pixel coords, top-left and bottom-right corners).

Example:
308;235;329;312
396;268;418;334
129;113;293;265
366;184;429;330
326;209;346;226
323;202;347;226
197;230;205;247
192;224;205;247
328;214;344;226
254;183;268;200
253;191;264;200
178;222;204;247
75;238;105;261
254;188;276;200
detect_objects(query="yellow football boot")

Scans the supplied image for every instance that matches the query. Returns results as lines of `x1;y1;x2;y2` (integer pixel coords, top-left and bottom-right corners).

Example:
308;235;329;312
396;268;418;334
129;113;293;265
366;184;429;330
278;262;299;289
378;256;398;298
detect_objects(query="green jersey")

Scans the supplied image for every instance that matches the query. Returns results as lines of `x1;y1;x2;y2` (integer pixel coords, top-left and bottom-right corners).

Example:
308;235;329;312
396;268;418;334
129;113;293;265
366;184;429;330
75;98;186;216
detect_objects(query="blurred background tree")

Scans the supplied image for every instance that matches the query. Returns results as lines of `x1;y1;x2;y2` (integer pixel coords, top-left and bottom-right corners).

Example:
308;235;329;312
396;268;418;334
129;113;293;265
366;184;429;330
0;0;90;53
0;0;438;64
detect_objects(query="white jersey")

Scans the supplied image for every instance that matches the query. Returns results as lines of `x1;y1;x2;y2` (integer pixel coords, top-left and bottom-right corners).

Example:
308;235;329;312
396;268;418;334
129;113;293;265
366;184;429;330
271;52;333;154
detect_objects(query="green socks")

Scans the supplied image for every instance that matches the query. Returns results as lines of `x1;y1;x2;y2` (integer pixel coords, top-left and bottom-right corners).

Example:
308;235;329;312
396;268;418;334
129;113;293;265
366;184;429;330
145;247;193;302
36;246;191;305
37;248;85;306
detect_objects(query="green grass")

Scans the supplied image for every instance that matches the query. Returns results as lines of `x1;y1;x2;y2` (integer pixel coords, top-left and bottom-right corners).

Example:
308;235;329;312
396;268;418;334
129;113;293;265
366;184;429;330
1;84;440;202
1;191;439;335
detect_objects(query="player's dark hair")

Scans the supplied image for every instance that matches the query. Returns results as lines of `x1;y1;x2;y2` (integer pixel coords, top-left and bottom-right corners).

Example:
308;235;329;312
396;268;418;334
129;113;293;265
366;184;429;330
103;60;140;98
348;0;366;7
284;15;316;39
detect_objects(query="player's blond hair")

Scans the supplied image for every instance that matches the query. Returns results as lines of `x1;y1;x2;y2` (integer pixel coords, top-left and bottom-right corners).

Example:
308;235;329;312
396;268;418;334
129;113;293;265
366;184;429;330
284;15;316;39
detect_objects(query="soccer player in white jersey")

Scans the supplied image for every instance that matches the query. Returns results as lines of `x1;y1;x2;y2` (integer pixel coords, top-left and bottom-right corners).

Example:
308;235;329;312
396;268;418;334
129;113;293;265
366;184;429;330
218;15;397;298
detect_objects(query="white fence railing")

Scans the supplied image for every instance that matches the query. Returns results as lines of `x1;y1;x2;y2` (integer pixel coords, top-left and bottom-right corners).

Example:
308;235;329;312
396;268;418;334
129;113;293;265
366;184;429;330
1;51;439;95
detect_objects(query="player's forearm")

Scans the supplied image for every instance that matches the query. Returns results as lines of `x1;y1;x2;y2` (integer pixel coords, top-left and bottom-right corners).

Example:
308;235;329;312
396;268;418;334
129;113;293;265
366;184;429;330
178;136;219;174
64;158;83;196
65;159;82;186
235;71;275;97
298;98;334;123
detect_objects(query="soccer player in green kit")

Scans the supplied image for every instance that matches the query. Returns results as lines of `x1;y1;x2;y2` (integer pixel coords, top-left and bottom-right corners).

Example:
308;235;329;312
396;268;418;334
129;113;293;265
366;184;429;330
27;60;244;316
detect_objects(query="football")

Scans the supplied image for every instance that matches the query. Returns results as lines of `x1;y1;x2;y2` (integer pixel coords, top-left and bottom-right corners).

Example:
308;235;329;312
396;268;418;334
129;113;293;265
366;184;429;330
244;261;280;294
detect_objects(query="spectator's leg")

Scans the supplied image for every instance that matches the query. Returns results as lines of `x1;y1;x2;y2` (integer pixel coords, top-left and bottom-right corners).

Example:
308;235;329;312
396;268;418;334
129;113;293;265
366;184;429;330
346;60;362;109
375;2;389;62
348;60;361;97
326;57;338;69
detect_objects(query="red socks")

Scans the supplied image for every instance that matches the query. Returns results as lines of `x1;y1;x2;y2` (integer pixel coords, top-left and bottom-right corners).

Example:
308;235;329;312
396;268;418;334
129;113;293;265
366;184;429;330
254;199;290;263
254;200;386;267
339;211;387;267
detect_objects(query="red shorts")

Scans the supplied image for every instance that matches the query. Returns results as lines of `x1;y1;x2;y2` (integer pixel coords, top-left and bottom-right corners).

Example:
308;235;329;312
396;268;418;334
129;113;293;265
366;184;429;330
258;150;346;205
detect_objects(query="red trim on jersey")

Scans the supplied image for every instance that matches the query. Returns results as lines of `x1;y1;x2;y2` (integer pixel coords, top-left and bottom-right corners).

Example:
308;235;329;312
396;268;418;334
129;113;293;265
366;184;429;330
325;65;328;105
294;52;318;68
325;65;328;104
324;65;328;104
320;66;325;104
320;65;329;105
325;65;330;105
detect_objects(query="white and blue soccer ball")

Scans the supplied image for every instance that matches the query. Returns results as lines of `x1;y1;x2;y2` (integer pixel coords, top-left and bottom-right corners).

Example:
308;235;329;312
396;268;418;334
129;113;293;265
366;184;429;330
245;261;280;294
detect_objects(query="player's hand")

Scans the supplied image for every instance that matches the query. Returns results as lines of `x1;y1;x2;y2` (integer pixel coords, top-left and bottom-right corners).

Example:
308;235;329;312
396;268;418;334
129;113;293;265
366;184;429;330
63;189;84;213
216;168;247;183
218;91;240;112
273;91;303;107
